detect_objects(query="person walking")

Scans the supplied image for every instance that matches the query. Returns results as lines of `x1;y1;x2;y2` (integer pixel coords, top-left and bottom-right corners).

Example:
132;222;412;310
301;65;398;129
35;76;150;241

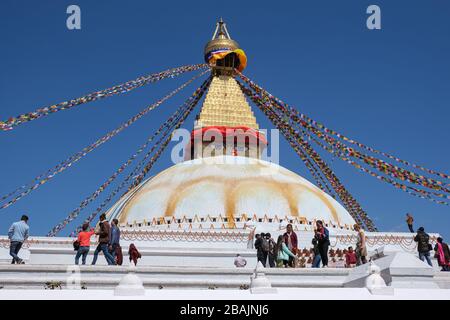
314;220;330;268
283;224;298;267
75;223;95;265
91;214;116;265
244;221;256;249
354;224;368;265
266;233;277;268
311;238;321;268
414;227;432;267
275;235;296;267
406;213;414;233
109;219;122;265
254;233;266;267
434;237;450;271
8;215;29;264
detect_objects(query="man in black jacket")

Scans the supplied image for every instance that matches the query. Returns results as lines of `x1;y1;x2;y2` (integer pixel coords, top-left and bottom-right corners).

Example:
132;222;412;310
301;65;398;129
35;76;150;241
414;227;432;267
254;233;266;267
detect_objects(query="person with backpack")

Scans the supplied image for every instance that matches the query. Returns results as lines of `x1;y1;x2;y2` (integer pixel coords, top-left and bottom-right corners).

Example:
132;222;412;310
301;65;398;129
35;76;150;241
91;214;116;265
311;237;321;268
74;223;95;265
414;227;432;267
315;220;330;268
283;224;298;267
265;233;277;268
254;233;266;267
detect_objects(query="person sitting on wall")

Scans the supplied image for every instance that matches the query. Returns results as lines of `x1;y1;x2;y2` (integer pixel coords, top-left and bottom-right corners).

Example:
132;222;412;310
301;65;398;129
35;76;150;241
234;254;247;268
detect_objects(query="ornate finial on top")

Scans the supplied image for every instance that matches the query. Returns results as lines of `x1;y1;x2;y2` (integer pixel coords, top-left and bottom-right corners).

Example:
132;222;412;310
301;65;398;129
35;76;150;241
204;19;247;73
211;17;231;40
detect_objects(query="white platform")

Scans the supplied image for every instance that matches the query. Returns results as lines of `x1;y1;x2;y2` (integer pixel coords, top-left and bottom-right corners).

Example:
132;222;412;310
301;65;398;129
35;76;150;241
0;264;351;290
0;288;449;300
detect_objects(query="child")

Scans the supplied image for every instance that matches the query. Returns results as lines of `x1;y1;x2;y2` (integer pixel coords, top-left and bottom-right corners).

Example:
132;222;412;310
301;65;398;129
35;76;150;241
128;243;142;266
345;246;357;268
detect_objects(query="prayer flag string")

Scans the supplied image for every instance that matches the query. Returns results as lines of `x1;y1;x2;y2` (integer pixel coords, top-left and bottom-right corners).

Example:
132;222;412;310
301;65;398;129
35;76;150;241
0;70;210;211
237;72;450;206
238;81;374;230
0;64;208;131
237;71;450;185
49;77;212;236
68;77;212;237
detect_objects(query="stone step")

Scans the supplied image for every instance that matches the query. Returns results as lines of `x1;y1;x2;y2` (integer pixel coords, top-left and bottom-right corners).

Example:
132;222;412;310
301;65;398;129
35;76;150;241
0;264;351;290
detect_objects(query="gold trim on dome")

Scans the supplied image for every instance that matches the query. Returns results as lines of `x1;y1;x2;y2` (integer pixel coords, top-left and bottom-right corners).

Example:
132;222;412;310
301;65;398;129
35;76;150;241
118;175;339;225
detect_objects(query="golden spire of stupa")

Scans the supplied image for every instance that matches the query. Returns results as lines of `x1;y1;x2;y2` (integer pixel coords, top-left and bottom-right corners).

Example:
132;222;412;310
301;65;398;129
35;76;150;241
195;76;259;129
197;19;258;130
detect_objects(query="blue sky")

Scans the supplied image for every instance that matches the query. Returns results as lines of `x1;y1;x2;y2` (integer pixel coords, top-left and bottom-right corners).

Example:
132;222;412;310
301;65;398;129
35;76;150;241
0;0;449;238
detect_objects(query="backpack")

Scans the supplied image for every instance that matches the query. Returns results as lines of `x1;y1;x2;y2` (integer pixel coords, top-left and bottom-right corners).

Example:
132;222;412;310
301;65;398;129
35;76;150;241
262;238;270;253
268;239;276;255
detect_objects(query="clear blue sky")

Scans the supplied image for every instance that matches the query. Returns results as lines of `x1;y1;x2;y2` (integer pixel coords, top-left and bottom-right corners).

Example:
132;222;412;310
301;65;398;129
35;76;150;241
0;0;449;238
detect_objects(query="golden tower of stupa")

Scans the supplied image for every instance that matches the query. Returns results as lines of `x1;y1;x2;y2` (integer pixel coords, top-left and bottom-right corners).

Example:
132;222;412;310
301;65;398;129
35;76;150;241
191;19;266;159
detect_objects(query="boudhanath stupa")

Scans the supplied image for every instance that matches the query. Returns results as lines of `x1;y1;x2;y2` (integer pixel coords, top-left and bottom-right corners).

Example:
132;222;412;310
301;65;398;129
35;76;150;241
0;19;449;299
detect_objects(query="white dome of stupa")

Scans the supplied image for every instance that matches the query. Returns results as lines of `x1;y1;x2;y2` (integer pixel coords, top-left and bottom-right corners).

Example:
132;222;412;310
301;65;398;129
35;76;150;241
106;156;356;229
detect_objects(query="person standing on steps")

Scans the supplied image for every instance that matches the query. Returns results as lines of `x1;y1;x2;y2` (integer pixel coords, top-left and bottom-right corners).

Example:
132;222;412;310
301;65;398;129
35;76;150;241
354;224;368;266
75;223;95;265
109;219;122;265
265;233;277;268
406;213;414;233
434;237;450;271
8;215;29;265
283;224;298;267
311;237;321;268
275;235;296;268
91;214;116;265
414;226;432;267
314;220;330;268
254;233;267;267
